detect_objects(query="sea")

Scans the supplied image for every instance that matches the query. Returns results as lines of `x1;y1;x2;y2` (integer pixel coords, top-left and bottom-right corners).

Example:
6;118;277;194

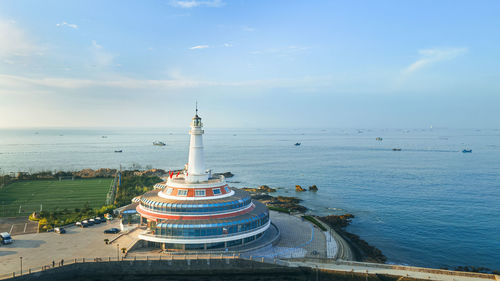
0;127;499;270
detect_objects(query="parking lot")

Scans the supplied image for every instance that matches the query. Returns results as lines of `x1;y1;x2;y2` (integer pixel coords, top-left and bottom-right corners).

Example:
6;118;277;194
0;217;38;235
0;219;121;275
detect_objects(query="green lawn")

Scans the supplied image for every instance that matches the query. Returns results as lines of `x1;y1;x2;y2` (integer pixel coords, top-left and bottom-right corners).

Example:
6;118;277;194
0;178;113;217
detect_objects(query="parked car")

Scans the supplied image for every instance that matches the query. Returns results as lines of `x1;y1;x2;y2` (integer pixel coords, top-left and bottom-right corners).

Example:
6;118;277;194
75;221;82;227
93;218;101;224
54;227;66;234
0;232;13;245
100;217;107;223
89;218;95;224
104;228;120;234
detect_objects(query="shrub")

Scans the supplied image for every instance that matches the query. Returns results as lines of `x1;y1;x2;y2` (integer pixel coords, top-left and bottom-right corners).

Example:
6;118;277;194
302;215;327;231
268;206;291;214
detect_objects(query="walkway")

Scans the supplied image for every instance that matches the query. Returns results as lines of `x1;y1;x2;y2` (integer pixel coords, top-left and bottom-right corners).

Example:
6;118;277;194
242;211;327;259
315;217;354;260
284;259;498;281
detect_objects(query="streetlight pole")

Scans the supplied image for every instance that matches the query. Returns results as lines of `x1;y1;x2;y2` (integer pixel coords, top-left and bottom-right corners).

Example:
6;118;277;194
116;244;119;260
20;257;22;276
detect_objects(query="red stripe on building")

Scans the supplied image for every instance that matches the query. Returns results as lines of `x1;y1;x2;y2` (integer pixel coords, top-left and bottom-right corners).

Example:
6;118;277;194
136;204;255;220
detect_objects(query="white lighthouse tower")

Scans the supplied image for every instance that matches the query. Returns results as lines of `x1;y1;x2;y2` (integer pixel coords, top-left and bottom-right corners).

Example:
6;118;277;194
186;105;209;183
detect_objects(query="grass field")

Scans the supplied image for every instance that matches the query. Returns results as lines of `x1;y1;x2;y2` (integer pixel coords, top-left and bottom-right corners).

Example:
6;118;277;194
0;178;113;217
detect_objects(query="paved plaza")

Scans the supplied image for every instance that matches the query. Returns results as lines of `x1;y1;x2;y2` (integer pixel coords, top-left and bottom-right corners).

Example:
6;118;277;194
242;211;330;259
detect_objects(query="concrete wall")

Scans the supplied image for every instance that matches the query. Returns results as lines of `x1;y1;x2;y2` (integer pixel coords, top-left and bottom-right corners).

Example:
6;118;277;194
5;259;425;281
7;260;291;281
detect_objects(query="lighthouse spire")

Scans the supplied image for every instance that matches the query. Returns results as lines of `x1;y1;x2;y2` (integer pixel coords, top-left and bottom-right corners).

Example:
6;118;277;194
186;104;208;183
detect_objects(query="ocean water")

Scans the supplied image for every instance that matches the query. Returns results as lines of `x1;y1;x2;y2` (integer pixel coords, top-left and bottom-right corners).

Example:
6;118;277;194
0;127;499;269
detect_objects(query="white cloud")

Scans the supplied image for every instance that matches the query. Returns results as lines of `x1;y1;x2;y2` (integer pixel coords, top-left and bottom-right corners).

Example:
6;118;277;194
189;45;209;50
0;19;39;57
56;21;78;29
405;47;468;73
90;40;115;67
223;43;232;47
169;0;224;8
0;73;334;92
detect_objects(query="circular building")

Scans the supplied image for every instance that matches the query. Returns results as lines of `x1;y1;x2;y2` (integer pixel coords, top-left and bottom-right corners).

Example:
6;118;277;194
136;110;271;250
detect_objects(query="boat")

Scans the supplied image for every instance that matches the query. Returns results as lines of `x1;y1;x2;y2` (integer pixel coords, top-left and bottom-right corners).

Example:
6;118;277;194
392;148;402;151
462;149;472;153
101;136;108;138
295;143;301;146
153;141;166;146
114;150;123;153
376;137;383;141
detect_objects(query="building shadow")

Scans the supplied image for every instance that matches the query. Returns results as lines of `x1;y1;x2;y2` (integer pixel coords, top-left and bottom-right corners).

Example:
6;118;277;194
3;239;46;249
0;250;17;257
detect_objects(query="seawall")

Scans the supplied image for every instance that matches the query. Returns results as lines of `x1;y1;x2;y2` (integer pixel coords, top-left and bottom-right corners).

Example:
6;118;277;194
5;259;427;281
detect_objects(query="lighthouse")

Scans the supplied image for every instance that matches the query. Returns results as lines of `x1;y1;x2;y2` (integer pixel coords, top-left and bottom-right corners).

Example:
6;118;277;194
186;106;209;183
135;108;273;251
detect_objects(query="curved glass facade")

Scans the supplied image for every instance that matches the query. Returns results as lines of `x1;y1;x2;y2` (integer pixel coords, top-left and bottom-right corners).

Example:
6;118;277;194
153;212;269;238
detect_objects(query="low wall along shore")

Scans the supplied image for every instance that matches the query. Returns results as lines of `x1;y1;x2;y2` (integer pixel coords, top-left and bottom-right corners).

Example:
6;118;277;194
4;258;431;281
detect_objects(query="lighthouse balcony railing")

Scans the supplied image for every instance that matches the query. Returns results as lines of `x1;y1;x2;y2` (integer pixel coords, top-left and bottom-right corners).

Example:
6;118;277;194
139;200;252;215
168;175;225;184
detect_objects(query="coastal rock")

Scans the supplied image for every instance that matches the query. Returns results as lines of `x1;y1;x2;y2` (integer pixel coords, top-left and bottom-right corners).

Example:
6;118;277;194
295;185;306;192
242;185;276;193
308;185;318;191
250;193;308;213
453;266;499;275
320;214;354;228
250;194;274;201
213;172;234;178
267;196;307;213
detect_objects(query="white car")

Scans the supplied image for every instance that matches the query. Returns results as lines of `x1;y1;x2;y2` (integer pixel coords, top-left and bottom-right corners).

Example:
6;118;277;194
0;232;12;244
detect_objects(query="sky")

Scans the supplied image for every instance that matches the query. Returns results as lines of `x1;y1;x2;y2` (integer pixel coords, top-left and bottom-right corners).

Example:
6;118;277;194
0;0;499;129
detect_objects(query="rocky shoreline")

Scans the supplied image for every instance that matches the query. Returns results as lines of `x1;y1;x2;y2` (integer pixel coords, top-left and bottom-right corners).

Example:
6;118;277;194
242;185;308;213
319;214;387;263
241;184;387;263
